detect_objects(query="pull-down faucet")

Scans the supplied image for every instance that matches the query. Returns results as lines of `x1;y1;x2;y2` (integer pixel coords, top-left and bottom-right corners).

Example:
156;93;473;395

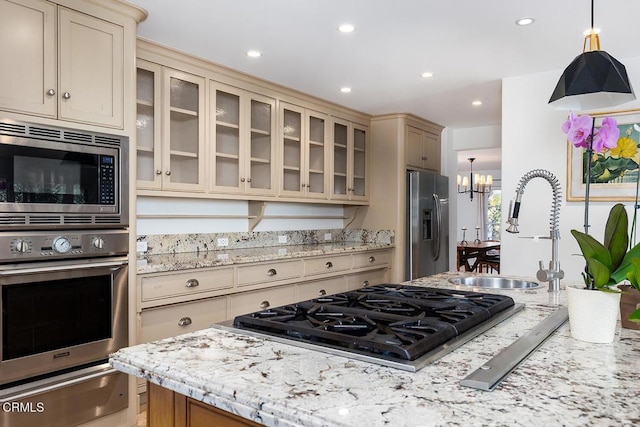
506;169;564;292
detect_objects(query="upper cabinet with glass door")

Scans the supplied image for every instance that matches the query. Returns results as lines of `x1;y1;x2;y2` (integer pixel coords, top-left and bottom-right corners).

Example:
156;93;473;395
136;63;206;192
210;82;276;196
331;118;369;202
280;103;329;199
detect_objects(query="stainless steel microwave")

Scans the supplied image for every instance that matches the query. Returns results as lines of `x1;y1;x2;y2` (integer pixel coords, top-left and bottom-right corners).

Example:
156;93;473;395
0;119;128;229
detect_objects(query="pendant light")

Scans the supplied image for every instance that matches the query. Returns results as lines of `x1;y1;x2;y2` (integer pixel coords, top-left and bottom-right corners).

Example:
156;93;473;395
548;0;635;110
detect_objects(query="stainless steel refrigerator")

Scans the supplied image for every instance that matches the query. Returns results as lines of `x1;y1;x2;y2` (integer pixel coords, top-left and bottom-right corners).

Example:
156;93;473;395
405;170;449;280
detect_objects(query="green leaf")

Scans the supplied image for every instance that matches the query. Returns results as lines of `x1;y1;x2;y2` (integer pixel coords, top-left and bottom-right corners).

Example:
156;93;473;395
629;308;640;323
586;257;611;289
571;229;612;270
603;203;628;271
611;242;640;283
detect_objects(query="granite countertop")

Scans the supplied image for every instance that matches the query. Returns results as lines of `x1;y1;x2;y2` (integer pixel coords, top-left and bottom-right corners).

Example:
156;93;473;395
110;272;640;426
137;242;393;274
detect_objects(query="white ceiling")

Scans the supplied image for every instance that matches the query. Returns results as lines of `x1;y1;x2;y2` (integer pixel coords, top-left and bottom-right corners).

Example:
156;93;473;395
130;0;640;131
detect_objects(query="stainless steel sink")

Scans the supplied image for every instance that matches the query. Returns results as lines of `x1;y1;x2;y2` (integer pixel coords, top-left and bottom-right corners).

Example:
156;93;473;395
448;276;542;290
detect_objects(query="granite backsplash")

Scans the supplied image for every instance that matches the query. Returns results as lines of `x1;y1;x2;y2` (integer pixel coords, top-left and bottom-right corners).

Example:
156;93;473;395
137;229;394;255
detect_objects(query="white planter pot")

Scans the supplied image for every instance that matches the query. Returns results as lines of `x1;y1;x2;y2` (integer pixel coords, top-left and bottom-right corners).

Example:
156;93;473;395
567;285;621;343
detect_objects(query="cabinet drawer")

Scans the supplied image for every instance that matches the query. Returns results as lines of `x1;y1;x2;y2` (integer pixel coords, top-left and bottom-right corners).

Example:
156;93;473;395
297;277;346;301
141;268;234;302
237;260;303;287
347;269;389;291
352;250;391;269
139;296;228;343
304;254;351;276
228;285;296;317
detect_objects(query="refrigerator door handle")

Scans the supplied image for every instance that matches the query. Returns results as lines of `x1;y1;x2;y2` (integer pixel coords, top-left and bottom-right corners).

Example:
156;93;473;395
432;193;442;261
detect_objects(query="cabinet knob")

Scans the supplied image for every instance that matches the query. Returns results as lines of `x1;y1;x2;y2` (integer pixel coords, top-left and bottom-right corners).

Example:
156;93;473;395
156;170;162;175
301;183;306;188
362;280;370;287
62;92;71;99
260;300;270;309
267;268;277;276
46;89;56;96
369;256;376;263
165;170;171;176
178;317;192;327
325;261;333;269
241;178;245;182
247;178;252;183
318;289;327;296
422;156;428;160
185;279;199;288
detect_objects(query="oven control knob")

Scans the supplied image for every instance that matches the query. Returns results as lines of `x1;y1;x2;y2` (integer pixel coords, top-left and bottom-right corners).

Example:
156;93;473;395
52;236;72;254
14;239;29;253
92;237;105;250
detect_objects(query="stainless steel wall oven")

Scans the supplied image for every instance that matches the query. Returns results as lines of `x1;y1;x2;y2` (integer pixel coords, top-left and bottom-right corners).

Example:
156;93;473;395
0;119;130;427
0;119;128;229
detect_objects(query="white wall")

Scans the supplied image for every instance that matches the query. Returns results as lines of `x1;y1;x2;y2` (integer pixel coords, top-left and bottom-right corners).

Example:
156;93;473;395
137;197;345;235
501;57;640;283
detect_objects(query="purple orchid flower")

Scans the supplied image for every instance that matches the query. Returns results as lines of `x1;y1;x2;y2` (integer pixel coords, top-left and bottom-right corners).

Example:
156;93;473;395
561;112;619;153
591;116;620;153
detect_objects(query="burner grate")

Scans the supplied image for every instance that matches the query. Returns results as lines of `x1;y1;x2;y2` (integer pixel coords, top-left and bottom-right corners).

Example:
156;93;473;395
234;285;516;363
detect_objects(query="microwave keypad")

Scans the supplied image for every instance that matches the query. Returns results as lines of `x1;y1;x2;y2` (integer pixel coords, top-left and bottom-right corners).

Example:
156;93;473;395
99;156;115;205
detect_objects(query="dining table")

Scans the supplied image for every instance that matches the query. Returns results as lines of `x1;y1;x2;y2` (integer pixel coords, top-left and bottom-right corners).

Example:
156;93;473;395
456;241;501;272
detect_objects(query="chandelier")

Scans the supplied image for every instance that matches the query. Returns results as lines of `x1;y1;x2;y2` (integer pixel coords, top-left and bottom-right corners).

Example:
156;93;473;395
457;157;492;201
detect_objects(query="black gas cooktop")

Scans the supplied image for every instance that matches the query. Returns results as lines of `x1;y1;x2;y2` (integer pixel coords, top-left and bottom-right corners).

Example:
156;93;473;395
228;284;523;372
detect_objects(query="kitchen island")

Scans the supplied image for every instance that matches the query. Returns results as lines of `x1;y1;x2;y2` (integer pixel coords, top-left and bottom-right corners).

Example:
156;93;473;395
110;272;640;426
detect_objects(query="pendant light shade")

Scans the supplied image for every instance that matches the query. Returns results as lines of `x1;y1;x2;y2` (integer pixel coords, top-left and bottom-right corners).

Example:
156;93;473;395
549;50;635;110
549;0;635;110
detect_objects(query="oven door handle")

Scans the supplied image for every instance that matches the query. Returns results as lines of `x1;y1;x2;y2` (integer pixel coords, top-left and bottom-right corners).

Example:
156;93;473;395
0;363;119;402
0;259;128;276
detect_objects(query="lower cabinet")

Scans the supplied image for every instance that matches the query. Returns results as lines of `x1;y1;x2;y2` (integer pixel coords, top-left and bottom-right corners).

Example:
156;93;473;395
297;276;345;300
228;284;296;318
139;296;228;344
347;268;390;290
148;381;263;427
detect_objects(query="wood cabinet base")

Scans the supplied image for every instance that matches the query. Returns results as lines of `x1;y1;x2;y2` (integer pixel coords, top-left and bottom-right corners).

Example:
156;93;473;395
147;381;263;427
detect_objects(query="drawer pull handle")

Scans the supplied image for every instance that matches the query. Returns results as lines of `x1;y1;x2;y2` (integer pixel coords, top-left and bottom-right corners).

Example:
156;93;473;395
178;317;192;327
267;268;277;276
185;279;199;288
369;256;376;263
62;92;71;99
318;289;327;296
260;301;270;309
363;280;370;287
47;89;56;96
325;261;333;268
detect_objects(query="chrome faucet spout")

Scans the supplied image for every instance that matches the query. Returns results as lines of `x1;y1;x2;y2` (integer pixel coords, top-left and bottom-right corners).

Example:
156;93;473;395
507;169;564;292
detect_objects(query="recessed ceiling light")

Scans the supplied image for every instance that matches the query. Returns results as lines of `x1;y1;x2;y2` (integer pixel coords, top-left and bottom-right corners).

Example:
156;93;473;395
246;50;262;58
471;100;483;106
421;72;434;78
340;87;352;93
515;17;535;26
338;24;355;33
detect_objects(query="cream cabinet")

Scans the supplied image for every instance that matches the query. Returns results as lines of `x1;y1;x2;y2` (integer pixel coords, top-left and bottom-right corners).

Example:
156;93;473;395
280;103;330;199
331;118;369;202
210;82;277;195
136;62;206;191
0;0;125;129
346;269;389;290
406;125;440;172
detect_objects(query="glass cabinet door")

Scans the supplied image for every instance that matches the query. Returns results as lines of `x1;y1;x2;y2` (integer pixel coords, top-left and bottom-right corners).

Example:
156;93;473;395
136;61;162;190
332;119;349;199
247;94;275;194
212;85;242;192
163;69;205;191
351;124;368;199
306;110;329;198
281;104;304;195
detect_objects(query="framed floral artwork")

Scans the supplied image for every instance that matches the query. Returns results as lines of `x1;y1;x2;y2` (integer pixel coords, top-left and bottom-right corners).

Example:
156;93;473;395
567;109;640;201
